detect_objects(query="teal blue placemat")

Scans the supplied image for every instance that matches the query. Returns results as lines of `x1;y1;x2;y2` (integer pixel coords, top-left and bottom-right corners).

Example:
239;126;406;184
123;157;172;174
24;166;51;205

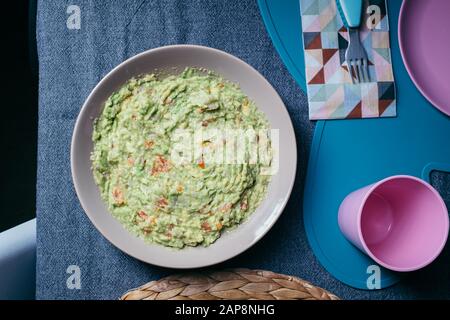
259;0;450;290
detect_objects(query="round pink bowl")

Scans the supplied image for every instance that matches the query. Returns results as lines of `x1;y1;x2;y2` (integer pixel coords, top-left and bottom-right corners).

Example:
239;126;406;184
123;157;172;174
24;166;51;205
338;175;449;272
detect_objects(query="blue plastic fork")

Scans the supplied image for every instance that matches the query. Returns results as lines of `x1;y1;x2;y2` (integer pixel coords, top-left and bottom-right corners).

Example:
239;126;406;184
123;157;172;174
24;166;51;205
336;0;370;83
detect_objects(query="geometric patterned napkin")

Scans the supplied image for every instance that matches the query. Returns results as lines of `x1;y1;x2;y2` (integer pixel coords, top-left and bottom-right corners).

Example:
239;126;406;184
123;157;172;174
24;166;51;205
300;0;396;120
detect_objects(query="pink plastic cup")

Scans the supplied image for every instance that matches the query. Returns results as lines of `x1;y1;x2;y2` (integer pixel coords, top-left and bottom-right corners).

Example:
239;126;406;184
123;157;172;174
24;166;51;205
338;175;449;272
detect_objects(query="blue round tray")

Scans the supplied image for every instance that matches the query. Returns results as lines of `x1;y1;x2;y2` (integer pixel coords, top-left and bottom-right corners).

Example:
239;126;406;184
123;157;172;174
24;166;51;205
258;0;450;289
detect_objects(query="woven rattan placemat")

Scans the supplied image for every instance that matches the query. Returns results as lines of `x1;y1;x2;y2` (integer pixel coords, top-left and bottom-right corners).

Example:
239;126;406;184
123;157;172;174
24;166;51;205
121;269;339;300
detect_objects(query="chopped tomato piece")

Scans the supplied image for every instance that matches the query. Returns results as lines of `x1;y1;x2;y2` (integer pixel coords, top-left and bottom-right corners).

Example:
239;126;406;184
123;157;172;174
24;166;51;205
137;210;148;220
220;203;232;213
144;140;154;149
201;222;211;232
151;155;171;175
156;197;169;208
112;187;125;205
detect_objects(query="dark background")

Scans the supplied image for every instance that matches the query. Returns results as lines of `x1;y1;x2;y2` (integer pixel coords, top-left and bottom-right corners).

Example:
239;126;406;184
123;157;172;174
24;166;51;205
0;0;38;232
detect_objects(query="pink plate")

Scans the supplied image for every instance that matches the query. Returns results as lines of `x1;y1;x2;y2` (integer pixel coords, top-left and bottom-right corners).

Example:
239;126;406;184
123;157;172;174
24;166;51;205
399;0;450;117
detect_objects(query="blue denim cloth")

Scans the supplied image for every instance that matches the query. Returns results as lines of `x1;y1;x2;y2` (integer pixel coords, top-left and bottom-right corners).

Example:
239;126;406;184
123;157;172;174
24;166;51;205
36;0;450;299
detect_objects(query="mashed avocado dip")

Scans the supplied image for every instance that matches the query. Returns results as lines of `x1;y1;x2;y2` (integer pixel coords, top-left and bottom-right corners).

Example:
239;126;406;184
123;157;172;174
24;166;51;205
91;68;272;248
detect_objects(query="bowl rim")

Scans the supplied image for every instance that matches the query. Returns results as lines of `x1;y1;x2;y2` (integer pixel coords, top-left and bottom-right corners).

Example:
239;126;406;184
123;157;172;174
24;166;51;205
71;44;297;268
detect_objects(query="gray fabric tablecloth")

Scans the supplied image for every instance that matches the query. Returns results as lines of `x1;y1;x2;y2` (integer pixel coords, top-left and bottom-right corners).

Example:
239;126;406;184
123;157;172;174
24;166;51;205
36;0;450;299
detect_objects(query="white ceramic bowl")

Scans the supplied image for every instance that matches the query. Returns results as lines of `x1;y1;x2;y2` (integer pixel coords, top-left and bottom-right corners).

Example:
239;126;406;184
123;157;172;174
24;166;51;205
71;45;296;268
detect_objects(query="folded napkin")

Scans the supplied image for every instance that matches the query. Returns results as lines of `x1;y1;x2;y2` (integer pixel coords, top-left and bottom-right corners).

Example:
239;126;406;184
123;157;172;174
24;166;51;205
300;0;396;120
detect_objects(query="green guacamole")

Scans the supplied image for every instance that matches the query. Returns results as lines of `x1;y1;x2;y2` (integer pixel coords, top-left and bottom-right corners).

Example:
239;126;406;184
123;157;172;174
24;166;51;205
91;68;272;248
